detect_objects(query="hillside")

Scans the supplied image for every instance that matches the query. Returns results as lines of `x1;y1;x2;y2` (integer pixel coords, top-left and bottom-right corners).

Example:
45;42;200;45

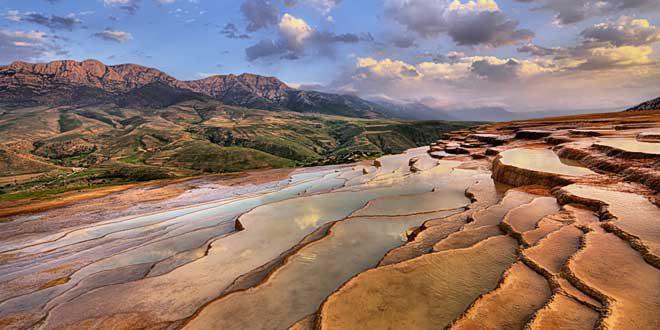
0;100;471;200
627;96;660;111
0;60;390;118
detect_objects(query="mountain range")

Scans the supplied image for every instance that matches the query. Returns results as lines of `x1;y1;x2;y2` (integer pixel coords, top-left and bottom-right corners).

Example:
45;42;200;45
365;98;623;122
1;59;636;121
0;60;474;199
0;59;390;118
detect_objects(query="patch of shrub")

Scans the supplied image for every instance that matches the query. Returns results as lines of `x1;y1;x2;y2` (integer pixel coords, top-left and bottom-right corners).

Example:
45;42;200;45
104;166;170;182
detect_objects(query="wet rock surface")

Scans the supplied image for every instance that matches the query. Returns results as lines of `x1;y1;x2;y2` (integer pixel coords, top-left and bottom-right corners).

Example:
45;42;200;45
0;111;659;329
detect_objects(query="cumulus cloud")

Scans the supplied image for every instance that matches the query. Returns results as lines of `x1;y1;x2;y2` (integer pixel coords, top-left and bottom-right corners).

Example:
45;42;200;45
103;0;140;14
246;13;367;61
384;0;533;47
93;29;133;43
3;11;81;30
514;0;660;25
221;23;250;39
0;29;66;62
331;16;660;111
278;13;313;49
344;55;552;93
391;35;416;48
241;0;279;32
580;16;659;46
3;10;23;22
246;39;286;61
355;57;421;80
519;17;659;71
470;58;522;81
284;0;343;14
573;45;654;70
517;44;567;57
327;53;659;112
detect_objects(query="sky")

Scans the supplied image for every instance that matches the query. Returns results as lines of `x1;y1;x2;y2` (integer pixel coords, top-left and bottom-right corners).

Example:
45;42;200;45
1;0;659;112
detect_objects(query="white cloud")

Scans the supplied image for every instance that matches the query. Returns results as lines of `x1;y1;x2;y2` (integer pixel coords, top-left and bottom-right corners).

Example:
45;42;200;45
448;0;500;13
0;29;64;62
384;0;533;47
247;13;364;60
327;51;659;111
581;16;660;46
513;0;660;25
3;10;22;22
284;0;343;14
93;29;133;43
278;13;313;48
103;0;140;13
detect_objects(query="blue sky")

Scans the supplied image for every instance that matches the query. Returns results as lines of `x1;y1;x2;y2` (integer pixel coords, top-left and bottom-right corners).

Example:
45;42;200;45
1;0;659;111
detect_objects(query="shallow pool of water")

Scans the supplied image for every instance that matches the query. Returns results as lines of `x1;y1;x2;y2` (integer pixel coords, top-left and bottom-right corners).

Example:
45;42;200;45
596;138;660;155
499;149;595;177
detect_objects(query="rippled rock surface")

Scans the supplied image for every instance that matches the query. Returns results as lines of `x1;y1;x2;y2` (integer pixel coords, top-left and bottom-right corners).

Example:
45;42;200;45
1;110;659;329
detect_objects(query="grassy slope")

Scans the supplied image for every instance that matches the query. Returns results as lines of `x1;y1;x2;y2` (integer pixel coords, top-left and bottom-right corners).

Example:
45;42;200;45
0;100;474;201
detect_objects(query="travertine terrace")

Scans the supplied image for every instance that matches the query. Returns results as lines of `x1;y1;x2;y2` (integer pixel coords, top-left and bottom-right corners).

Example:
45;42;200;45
0;111;659;329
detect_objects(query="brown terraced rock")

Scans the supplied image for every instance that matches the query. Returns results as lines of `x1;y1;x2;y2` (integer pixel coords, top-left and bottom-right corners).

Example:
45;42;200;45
379;178;504;266
432;224;502;252
450;262;552;330
567;229;660;329
557;184;660;267
515;130;554;139
318;236;519;330
544;135;574;145
499;196;561;246
1;109;659;330
637;131;660;142
528;293;599;330
467;133;503;145
569;128;617;137
556;143;660;193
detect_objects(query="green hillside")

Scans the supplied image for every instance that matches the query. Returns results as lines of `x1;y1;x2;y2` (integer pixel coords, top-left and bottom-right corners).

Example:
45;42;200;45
0;100;473;200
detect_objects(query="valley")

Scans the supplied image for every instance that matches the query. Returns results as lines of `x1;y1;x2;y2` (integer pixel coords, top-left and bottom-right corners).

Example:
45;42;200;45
0;60;472;210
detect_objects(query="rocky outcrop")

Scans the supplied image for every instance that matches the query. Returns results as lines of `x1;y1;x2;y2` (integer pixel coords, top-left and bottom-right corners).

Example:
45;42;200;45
468;134;508;146
514;130;553;140
626;96;660;111
637;132;660;142
1;60;177;93
569;129;615;137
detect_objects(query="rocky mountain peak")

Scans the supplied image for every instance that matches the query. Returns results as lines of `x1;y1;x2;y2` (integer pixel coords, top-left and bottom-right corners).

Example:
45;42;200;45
0;59;388;118
1;59;176;93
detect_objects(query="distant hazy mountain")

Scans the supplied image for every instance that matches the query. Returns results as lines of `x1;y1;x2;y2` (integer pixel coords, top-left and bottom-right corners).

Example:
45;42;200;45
626;97;660;111
366;98;459;121
369;98;620;122
367;99;521;122
0;59;390;118
518;108;621;119
446;107;523;122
